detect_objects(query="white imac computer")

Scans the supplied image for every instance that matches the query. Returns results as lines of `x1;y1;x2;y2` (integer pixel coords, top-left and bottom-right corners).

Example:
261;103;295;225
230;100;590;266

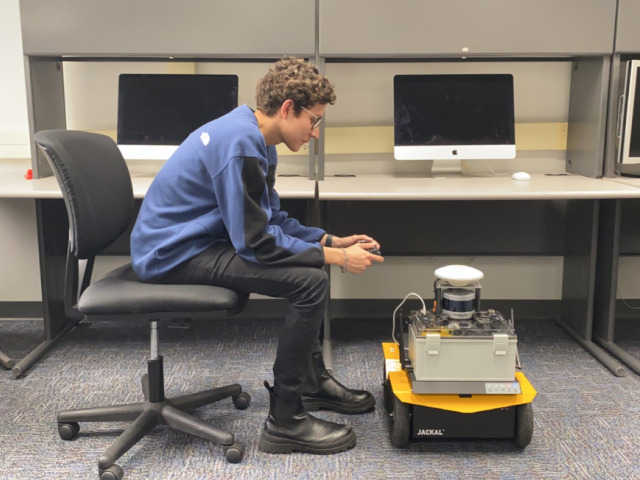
394;74;516;174
616;60;640;177
117;74;238;160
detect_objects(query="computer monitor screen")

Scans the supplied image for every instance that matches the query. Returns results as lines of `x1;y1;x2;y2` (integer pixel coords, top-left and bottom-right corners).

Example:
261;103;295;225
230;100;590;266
394;74;516;165
617;60;640;175
117;74;238;158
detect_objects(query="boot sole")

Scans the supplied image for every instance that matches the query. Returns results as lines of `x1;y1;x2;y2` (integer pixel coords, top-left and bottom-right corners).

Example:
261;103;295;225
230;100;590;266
301;396;376;414
258;430;356;454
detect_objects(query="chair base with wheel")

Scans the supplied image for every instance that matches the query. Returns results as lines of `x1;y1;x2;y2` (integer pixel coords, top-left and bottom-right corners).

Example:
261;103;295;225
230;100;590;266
58;320;251;480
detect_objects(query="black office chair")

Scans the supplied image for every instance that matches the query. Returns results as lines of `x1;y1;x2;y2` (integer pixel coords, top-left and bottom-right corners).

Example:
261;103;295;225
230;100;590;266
34;130;250;480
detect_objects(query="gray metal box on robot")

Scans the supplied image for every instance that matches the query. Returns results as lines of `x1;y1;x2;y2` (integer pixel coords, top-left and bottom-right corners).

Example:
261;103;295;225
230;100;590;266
407;310;518;383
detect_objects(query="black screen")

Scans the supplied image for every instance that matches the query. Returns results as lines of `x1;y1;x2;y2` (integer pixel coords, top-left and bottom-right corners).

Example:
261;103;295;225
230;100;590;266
117;74;238;145
394;74;515;147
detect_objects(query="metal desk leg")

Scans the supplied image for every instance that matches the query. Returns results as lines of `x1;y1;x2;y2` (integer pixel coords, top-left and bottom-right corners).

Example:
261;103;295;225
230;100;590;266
11;320;77;378
555;320;625;377
592;199;640;375
557;199;625;377
0;350;15;369
593;339;640;374
10;199;79;378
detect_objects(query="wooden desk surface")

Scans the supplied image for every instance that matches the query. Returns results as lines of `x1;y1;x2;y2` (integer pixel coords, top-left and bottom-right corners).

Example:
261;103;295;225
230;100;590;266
0;158;316;199
318;173;640;200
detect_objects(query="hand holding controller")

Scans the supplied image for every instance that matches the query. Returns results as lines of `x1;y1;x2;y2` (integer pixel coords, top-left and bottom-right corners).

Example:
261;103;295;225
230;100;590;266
357;239;382;256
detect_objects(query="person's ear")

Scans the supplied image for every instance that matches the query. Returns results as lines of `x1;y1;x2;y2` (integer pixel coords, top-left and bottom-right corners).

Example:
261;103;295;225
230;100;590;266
281;99;295;119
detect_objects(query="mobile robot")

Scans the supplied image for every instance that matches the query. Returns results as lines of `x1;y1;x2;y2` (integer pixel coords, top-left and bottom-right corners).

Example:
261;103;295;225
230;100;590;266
383;265;536;448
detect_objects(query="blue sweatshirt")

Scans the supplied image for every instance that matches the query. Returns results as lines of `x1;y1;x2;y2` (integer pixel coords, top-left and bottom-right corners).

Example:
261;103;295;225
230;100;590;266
130;104;325;282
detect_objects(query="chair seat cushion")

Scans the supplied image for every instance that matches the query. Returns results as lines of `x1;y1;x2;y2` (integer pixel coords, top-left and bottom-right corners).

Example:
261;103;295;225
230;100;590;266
78;264;247;316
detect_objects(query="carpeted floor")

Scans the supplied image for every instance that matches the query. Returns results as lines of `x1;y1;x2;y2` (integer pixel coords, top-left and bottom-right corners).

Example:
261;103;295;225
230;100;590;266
1;314;640;480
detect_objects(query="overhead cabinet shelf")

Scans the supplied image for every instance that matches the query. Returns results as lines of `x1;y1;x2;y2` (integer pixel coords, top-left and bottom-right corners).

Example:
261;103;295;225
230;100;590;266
615;0;640;53
318;0;616;58
20;0;316;57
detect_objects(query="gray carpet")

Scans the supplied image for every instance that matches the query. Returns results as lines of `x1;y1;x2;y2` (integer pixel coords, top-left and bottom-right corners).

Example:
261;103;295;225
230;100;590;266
1;314;640;480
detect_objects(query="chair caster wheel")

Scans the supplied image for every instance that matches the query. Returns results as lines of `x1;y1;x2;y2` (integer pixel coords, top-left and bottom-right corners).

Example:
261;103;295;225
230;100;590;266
223;442;245;463
232;391;251;410
58;422;80;440
99;464;123;480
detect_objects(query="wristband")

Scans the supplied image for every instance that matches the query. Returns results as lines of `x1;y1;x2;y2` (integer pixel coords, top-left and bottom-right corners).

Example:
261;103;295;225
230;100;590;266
325;234;334;247
340;248;349;274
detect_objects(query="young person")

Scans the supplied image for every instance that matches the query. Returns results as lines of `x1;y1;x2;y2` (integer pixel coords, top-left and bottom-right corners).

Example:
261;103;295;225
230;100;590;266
130;56;384;455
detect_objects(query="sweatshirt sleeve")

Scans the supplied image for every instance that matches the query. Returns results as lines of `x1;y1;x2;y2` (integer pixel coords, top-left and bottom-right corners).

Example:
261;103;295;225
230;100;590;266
212;156;325;267
264;163;326;243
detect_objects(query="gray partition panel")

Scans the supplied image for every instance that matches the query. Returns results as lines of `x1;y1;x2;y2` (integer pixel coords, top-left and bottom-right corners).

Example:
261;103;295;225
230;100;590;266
618;199;640;254
565;58;610;178
24;58;66;178
319;0;616;56
20;0;315;57
323;200;567;255
616;0;640;53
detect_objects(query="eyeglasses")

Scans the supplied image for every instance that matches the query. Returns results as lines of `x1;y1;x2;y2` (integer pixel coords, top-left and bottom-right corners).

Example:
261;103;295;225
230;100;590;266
300;106;324;130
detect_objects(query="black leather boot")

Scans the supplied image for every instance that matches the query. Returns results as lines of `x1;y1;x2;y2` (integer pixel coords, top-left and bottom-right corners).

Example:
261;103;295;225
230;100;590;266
301;352;375;414
259;382;356;454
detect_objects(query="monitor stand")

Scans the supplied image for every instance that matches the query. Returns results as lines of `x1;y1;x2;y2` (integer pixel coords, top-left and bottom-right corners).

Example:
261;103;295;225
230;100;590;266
430;159;463;175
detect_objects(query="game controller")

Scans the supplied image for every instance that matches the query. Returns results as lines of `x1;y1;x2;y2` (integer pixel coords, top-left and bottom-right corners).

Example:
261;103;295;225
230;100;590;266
357;239;381;256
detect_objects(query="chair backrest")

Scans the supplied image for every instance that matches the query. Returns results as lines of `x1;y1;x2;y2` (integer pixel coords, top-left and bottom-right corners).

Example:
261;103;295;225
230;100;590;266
34;130;135;259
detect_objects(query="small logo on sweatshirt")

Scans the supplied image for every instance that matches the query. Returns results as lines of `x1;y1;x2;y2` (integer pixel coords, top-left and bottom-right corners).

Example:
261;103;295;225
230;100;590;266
200;131;210;146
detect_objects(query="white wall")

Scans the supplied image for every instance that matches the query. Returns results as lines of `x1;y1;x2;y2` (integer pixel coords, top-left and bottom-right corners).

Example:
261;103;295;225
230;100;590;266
0;0;29;158
0;2;41;305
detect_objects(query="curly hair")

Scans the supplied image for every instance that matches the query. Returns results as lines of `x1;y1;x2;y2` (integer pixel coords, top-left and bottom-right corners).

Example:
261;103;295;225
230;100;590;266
255;56;336;116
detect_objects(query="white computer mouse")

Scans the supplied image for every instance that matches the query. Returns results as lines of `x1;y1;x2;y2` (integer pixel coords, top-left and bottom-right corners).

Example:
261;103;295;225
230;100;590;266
511;171;531;181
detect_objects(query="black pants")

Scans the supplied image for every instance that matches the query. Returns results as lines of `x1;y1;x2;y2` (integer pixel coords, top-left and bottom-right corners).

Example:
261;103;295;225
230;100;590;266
161;243;328;399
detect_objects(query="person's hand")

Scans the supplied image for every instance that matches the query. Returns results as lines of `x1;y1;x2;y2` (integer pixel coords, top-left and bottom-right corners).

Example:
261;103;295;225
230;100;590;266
341;242;384;274
332;234;380;251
